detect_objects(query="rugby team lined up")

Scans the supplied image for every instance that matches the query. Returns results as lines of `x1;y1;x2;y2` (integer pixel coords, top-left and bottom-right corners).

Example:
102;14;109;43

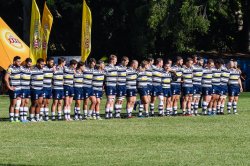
5;54;242;122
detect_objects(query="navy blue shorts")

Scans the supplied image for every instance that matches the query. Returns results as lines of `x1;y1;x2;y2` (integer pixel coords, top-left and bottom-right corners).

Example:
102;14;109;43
202;87;213;96
147;84;153;95
21;89;31;99
43;87;52;99
64;85;75;97
182;87;193;96
9;90;22;99
163;88;172;97
83;87;93;99
152;86;163;96
126;89;137;97
193;85;202;95
52;89;64;100
74;87;83;100
171;84;181;95
105;86;117;96
31;89;44;100
220;85;228;96
138;88;148;97
93;90;103;99
212;85;221;95
228;85;240;96
116;85;126;97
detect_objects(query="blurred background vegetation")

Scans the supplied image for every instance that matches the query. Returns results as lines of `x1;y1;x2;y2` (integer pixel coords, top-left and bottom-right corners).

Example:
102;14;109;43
0;0;249;60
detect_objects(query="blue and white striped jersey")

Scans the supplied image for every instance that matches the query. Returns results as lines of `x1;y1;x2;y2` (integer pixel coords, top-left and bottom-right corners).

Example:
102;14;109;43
43;66;54;88
126;67;138;89
117;65;127;86
202;67;213;87
20;66;31;89
30;66;44;90
228;68;241;85
83;67;94;88
92;69;105;91
137;70;148;88
64;66;75;87
162;71;172;89
145;66;153;86
152;65;163;86
53;66;64;90
74;70;84;88
212;67;221;86
6;65;21;90
220;66;230;86
182;67;193;87
192;64;203;85
104;64;117;87
171;65;183;86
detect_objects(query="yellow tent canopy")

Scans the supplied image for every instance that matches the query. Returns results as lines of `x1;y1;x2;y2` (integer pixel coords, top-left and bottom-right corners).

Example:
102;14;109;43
0;17;29;69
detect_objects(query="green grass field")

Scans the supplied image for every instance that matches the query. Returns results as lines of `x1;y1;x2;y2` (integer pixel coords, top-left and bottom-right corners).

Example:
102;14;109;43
0;93;250;165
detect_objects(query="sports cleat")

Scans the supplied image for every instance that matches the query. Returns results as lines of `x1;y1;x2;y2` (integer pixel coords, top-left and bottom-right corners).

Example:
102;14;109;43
30;118;37;122
233;112;239;115
58;116;63;121
21;119;29;123
15;119;20;123
96;116;102;120
92;116;96;120
137;114;144;118
109;113;113;119
51;116;56;121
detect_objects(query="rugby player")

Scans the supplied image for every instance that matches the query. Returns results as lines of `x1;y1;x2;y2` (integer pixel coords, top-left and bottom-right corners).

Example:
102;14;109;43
171;56;183;115
115;56;129;118
181;58;194;116
63;59;77;121
227;60;243;114
104;55;118;119
51;57;65;121
150;58;164;116
126;60;138;118
5;56;22;122
92;60;105;120
20;58;32;122
42;57;55;121
137;60;149;117
30;58;45;122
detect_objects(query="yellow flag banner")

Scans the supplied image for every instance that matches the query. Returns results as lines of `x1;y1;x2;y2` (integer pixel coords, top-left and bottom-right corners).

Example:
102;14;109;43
41;2;53;61
0;17;29;69
81;0;92;62
30;0;42;64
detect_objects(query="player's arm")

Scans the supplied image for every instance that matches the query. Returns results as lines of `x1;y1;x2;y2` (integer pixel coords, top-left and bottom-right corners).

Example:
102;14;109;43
238;77;243;92
4;69;14;91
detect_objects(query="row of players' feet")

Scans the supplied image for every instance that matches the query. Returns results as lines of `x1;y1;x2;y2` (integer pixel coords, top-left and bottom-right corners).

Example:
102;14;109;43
9;111;239;122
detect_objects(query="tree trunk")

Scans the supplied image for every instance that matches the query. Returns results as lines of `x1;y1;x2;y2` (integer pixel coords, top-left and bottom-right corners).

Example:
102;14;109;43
21;0;32;45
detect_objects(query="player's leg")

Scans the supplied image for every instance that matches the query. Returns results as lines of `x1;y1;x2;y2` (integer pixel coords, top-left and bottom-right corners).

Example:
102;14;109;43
74;99;81;120
51;99;58;120
63;96;69;120
187;94;193;115
22;98;30;122
166;96;172;116
36;96;43;121
88;96;97;119
140;95;148;117
43;98;50;121
95;97;102;120
158;95;164;116
182;95;188;115
232;96;239;114
9;98;16;122
57;99;63;120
